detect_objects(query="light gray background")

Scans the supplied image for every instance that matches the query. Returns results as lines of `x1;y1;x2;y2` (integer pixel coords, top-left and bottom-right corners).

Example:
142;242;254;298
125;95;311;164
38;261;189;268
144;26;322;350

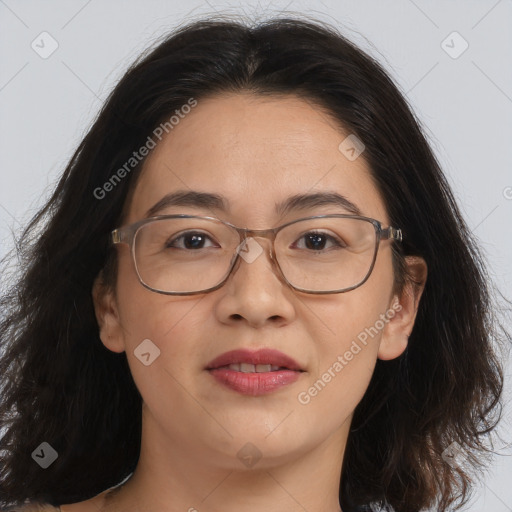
0;0;511;510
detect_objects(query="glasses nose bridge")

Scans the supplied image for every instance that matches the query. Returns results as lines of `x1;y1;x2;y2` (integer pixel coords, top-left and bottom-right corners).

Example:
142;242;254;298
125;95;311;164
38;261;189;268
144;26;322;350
241;227;277;241
228;227;287;290
237;227;278;254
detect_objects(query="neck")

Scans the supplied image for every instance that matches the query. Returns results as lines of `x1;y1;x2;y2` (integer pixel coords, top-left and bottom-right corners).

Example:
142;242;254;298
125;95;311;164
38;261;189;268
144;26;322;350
102;407;348;512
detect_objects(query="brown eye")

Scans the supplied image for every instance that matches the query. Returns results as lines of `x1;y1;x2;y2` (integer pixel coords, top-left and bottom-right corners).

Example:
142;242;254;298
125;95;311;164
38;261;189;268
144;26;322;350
166;232;218;250
293;231;345;251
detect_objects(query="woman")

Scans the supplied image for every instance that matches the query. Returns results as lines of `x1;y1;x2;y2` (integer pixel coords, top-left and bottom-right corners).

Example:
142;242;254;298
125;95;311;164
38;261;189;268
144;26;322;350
0;15;508;512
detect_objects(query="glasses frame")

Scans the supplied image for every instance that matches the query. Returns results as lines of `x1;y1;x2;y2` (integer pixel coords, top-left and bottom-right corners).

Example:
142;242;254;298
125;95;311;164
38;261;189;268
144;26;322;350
111;214;402;295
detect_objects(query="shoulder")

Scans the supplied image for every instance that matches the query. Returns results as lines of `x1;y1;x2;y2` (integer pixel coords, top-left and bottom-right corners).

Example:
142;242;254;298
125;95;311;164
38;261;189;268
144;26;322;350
2;486;114;512
2;504;60;512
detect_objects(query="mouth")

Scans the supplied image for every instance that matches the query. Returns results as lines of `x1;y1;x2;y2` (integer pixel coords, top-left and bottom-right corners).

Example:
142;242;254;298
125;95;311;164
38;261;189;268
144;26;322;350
217;363;289;372
206;348;305;372
206;348;305;396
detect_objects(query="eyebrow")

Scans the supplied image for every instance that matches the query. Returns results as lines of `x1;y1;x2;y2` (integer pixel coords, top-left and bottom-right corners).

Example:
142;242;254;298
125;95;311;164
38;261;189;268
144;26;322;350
145;190;362;218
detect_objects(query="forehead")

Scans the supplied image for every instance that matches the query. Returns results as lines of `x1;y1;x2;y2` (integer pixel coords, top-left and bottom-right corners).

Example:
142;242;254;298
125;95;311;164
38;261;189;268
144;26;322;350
127;93;389;226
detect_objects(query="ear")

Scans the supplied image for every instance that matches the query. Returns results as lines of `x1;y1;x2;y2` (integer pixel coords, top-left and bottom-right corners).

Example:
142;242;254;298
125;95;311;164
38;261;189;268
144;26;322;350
378;256;427;361
92;272;126;353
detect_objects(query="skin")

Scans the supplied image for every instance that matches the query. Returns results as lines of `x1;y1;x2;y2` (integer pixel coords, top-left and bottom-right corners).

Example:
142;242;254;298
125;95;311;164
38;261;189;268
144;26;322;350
65;94;426;512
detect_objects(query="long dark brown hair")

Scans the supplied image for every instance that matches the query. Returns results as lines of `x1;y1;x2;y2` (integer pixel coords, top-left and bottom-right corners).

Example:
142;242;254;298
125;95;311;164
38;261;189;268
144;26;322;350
0;15;509;512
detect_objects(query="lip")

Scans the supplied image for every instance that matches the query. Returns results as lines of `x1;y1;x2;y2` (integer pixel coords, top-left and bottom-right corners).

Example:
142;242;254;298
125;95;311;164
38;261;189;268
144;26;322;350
206;348;305;396
206;348;303;371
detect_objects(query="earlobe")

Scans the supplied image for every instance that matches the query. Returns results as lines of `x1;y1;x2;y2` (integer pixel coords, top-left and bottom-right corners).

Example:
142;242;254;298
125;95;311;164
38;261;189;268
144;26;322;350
378;256;427;361
92;274;126;353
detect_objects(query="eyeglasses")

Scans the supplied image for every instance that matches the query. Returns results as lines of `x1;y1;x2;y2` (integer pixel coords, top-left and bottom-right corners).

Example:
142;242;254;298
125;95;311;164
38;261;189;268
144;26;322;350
111;214;402;295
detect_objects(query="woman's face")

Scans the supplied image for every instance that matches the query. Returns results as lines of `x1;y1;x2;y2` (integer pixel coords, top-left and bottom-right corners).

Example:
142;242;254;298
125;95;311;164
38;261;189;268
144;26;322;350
95;93;420;471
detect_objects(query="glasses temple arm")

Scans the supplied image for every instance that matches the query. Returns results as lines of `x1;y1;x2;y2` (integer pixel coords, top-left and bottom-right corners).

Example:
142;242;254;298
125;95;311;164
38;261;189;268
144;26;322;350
382;226;403;242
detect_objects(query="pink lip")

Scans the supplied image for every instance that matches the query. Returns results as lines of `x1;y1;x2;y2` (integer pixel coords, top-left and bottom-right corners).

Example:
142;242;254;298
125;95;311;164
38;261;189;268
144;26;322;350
206;348;303;371
206;349;305;396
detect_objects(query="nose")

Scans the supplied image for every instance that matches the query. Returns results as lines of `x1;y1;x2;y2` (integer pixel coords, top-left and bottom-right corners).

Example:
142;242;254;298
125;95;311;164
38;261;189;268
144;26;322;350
213;236;297;328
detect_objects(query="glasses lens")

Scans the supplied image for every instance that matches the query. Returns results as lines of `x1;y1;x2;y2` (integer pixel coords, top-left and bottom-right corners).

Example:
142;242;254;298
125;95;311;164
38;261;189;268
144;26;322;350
132;216;378;294
133;217;239;293
275;217;377;292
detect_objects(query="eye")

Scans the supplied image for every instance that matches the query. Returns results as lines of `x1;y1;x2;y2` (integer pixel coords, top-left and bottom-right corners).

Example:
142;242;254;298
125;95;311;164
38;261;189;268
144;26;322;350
165;231;219;250
293;231;345;251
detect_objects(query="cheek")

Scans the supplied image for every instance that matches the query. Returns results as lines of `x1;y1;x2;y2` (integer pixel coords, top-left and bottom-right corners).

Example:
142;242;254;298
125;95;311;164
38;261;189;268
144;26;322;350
114;252;206;381
295;308;383;431
115;294;211;432
115;250;194;339
314;246;394;350
300;246;395;409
